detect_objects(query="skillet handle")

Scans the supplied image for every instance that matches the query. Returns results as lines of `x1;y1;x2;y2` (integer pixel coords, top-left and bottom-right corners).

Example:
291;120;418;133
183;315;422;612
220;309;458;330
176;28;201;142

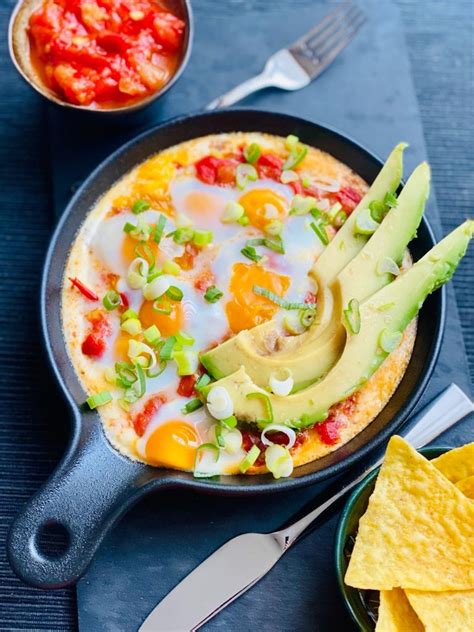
7;416;147;588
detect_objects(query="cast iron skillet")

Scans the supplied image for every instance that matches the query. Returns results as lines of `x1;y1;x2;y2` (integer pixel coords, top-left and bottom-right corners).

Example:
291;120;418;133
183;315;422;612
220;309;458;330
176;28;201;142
7;110;445;589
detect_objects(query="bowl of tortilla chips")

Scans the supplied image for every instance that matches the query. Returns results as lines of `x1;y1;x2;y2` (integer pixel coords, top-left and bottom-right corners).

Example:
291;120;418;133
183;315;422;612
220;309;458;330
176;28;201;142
335;436;474;631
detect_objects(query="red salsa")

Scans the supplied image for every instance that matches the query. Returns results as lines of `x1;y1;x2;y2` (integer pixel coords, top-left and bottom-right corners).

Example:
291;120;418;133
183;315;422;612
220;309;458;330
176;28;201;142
28;0;186;108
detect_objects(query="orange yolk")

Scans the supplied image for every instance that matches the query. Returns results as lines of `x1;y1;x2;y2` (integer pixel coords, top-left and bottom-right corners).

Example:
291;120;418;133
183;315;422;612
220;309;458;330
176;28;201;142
139;297;184;336
238;189;287;230
114;331;132;361
183;191;224;222
226;263;291;333
122;234;159;266
145;420;199;470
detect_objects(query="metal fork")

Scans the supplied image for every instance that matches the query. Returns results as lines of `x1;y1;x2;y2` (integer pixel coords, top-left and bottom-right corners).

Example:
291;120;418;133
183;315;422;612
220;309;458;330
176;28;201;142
206;3;366;110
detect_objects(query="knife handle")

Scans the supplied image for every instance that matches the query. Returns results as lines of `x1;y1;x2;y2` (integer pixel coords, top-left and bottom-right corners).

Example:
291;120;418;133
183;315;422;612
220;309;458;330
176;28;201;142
275;384;473;548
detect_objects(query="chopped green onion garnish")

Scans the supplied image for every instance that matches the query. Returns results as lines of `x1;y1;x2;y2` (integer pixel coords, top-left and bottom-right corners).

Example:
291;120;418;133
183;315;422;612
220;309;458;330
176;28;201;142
239;445;260;473
247;236;285;254
182;398;204;414
144;325;161;345
252;285;307;310
124;216;151;241
152;214;167;244
236;163;258;190
132;199;151;214
123;222;136;234
221;415;237;428
121;317;142;336
214;423;225;448
192;229;213;247
124;362;146;403
173;227;194;244
265;219;283;237
327;201;342;221
354;207;380;236
134;241;155;268
204;285;224;303
241;246;262;262
121;308;139;322
289;194;318;216
147;360;167;379
115;362;137;388
86;390;112;409
377;256;400;277
384;191;398;208
344;298;361;335
246;391;274;428
176;331;195;346
300;308;316;328
285;134;299;151
301;175;311;188
160;336;176;361
152;299;172;315
243;143;261;164
280;169;299;184
237;215;250;226
222;201;245;223
310;221;329;245
166;285;184;301
195;373;211;392
194;443;220;478
369;200;386;223
127;257;149;289
283;142;308;170
379;328;402;353
102;290;121;311
333;210;347;228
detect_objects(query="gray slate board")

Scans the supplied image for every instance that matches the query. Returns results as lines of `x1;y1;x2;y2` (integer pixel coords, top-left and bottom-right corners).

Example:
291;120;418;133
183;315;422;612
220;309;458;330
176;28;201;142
43;1;473;631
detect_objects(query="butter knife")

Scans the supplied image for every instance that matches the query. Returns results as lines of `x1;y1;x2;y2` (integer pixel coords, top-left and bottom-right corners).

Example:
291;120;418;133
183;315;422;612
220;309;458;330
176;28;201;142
139;384;473;632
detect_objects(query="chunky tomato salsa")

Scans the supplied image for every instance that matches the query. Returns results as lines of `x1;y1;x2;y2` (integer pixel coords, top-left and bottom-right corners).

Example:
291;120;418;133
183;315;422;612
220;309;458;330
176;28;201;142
28;0;186;108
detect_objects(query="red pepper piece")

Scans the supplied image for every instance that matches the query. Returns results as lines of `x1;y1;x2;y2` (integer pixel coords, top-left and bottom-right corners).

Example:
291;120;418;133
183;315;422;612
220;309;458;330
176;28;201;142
119;292;129;308
316;417;342;445
335;186;362;213
133;394;167;436
69;277;99;301
177;375;197;397
81;333;106;358
195;156;221;184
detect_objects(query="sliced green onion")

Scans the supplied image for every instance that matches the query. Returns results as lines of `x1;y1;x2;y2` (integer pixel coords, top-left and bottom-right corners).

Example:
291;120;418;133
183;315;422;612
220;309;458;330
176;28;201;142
182;398;204;414
173;350;198;376
128;340;156;369
222;201;245;223
121;308;139;322
239;445;260;473
159;336;176;361
300;308;316;328
310;221;329;245
301;175;311;188
343;298;361;335
289;194;318;216
102;290;121;311
265;219;283;236
132;199;150;214
173;227;194;244
124;362;146;403
241;245;262;262
193;229;213;247
121;317;142;336
204;285;223;303
221;415;237;428
213;423;226;448
246;391;274;427
123;222;136;234
282;312;305;335
162;259;180;275
265;444;293;479
86;390;112;409
166;285;184;301
285;134;299;151
377;256;400;277
194;443;220;478
144;325;161;345
237;215;250;226
124;216;151;241
152;299;172;315
354;207;380;236
379;328;402;353
176;330;195;346
134;242;155;270
384;191;398;208
247;236;285;254
283;142;308;170
152;214;167;244
333;210;347;228
221;427;242;454
280;169;299;184
127;257;149;289
327;201;343;221
195;373;211;392
115;362;137;388
236;164;258;190
252;285;307;310
146;360;167;378
243;143;261;164
369;199;386;223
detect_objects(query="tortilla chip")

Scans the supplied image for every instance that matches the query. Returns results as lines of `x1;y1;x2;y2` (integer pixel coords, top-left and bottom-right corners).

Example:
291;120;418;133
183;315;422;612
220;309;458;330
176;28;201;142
431;443;474;483
456;475;474;499
376;589;424;631
345;436;474;590
405;589;474;632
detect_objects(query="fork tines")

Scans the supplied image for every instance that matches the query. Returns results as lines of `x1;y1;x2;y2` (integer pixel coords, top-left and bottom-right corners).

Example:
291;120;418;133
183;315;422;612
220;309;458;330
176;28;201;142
289;3;366;79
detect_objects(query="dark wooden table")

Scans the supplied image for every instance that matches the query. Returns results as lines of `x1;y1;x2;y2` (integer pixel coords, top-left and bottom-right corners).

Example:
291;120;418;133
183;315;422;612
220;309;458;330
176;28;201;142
0;1;472;629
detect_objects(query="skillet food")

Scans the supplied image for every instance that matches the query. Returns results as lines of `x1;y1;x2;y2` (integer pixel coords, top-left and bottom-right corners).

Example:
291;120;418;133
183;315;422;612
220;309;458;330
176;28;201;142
62;133;473;479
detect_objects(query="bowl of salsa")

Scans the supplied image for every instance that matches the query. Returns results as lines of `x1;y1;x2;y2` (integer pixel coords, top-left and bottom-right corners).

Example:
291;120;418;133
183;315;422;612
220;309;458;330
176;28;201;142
9;0;193;113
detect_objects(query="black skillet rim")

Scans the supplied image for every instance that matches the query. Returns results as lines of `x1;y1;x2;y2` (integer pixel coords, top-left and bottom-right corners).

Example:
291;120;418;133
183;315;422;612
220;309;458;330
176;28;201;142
40;108;446;495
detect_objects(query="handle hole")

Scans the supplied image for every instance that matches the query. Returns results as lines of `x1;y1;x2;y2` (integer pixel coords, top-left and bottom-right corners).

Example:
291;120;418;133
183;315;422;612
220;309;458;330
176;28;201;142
36;521;70;559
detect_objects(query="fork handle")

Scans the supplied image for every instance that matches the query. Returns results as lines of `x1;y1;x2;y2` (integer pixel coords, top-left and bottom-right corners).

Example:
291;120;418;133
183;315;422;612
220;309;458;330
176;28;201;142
275;384;473;548
206;73;274;110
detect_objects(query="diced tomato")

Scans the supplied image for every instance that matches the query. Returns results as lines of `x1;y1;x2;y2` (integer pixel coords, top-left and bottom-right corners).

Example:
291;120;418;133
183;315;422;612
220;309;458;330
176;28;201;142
53;63;96;105
153;12;185;52
316;417;342;445
81;309;111;358
241;429;307;467
133;394;167;436
215;159;238;185
194;269;215;292
177;375;197;397
195;156;220;185
335;186;362;213
81;333;106;357
257;153;284;181
119;292;129;308
303;185;323;199
304;291;317;305
289;179;304;195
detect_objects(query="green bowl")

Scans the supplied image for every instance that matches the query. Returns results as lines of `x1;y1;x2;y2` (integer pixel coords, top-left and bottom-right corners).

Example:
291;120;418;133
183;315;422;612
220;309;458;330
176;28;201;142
334;446;450;631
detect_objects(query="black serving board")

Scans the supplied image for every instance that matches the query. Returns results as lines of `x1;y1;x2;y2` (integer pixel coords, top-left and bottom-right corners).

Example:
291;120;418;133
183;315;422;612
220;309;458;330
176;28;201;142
46;1;473;630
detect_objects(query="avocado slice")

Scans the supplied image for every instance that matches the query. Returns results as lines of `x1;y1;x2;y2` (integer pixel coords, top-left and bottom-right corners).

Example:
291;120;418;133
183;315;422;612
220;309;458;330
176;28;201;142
201;157;427;391
207;220;473;426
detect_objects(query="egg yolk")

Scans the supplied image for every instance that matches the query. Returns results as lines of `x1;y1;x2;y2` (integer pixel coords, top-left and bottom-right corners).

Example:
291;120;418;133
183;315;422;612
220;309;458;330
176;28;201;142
145;420;199;470
139;297;184;336
238;189;287;230
182;190;225;222
226;263;291;333
114;330;132;361
122;235;159;266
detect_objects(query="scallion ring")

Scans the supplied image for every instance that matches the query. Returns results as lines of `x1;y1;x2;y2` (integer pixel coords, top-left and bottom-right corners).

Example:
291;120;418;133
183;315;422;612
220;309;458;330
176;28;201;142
204;285;223;303
182;398;204;414
207;386;234;420
128;339;157;369
246;391;274;428
354;208;380;236
127;257;149;289
268;369;294;397
86;390;112;409
236;163;258;190
265;444;294;479
243;143;261;164
300;308;316;328
159;336;177;361
239;445;260;473
102;290;121;311
261;424;296;449
283;143;308;170
166;285;184;302
194;443;220;478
